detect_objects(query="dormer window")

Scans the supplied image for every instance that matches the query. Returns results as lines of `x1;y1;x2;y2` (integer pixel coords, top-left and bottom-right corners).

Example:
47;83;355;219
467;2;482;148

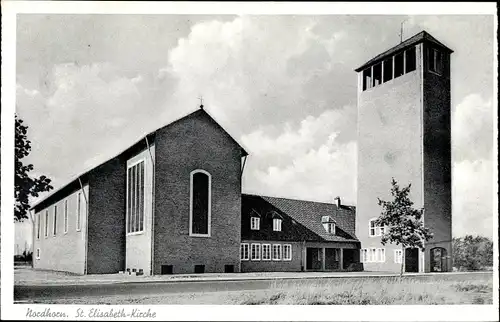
273;218;282;232
250;217;260;230
321;215;336;234
326;222;336;234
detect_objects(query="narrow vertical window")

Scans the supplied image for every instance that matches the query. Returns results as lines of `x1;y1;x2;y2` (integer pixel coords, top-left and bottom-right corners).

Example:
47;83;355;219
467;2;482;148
362;68;372;91
429;47;443;75
262;244;271;260
394;250;403;264
394;52;404;78
53;206;57;236
372;62;382;87
250;217;260;230
190;170;211;236
127;160;145;234
383;57;393;82
36;248;40;259
273;218;282;232
251;244;261;261
283;244;292;261
44;210;49;237
64;199;68;233
76;192;82;231
272;244;282;261
240;243;249;260
405;46;416;73
37;213;41;239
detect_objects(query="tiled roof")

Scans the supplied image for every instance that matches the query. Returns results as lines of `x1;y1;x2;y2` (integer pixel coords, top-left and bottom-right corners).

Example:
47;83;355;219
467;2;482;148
354;30;453;72
242;194;358;243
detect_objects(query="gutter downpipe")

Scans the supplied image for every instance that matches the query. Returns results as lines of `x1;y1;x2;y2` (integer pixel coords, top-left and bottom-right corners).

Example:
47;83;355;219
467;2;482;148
78;177;89;275
146;136;155;276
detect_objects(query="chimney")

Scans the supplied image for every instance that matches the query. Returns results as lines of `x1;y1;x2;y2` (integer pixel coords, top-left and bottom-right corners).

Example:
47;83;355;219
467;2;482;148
334;196;341;207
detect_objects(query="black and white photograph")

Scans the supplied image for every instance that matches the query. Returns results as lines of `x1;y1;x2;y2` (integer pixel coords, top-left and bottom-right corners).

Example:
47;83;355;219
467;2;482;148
1;1;498;321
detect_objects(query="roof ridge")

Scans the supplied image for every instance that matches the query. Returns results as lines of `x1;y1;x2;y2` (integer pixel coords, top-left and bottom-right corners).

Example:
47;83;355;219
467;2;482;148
242;193;355;208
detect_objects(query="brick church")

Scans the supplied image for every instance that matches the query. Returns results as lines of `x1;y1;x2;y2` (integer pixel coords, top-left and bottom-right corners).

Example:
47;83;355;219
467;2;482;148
31;30;452;275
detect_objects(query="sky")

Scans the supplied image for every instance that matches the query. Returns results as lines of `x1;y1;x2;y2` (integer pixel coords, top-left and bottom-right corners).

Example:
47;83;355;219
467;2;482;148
14;14;495;249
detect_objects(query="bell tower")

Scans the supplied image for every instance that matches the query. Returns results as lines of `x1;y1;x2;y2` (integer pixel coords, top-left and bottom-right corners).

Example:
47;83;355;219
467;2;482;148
355;31;453;273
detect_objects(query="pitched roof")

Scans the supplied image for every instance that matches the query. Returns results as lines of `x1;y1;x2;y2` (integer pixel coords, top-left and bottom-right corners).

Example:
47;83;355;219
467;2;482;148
242;194;358;243
354;30;454;72
31;108;248;212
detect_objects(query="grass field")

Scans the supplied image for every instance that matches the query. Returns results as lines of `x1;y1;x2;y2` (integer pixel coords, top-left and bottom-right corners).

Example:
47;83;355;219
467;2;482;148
237;275;493;305
26;273;493;305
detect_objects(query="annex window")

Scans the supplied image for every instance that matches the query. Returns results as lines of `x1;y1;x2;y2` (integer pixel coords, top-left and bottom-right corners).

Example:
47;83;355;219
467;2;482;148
394;52;404;78
383;56;393;83
37;214;41;239
394;249;403;264
360;249;367;262
405;46;416;73
272;244;282;261
428;47;443;75
362;68;372;91
283;244;292;261
53;205;58;236
262;244;271;260
372;62;382;87
250;217;260;230
240;243;249;260
64;199;68;234
127;161;145;234
44;210;49;237
376;248;386;262
251;243;261;260
369;218;386;237
36;248;40;260
361;248;385;263
369;248;376;262
190;169;211;236
273;218;282;232
76;192;82;231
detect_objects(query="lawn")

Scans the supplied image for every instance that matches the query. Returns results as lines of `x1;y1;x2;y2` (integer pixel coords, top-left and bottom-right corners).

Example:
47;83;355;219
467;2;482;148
26;273;493;305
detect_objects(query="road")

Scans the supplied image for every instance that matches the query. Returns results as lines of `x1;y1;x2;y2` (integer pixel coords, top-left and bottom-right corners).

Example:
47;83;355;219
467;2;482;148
14;272;491;302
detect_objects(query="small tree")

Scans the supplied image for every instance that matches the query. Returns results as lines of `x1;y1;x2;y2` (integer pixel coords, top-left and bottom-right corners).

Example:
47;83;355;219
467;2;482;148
15;115;53;221
375;178;433;278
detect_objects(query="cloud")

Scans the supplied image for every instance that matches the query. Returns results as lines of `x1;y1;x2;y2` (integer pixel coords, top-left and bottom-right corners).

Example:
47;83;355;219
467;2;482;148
450;93;495;238
242;107;357;204
16;62;172;195
162;16;350;137
452;93;493;161
452;158;494;238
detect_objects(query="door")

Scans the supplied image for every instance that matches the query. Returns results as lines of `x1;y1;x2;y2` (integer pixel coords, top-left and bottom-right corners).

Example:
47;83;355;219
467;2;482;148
430;247;447;272
405;248;419;272
306;248;322;270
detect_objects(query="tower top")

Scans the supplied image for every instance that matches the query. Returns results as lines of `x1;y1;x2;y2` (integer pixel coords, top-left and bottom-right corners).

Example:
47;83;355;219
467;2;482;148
354;30;453;72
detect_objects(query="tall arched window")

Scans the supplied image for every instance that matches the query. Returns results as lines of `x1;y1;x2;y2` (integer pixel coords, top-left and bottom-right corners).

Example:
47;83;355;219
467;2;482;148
189;169;211;237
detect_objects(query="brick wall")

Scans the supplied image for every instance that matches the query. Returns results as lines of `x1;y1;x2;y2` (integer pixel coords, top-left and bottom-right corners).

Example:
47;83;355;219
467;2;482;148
422;43;452;272
87;157;126;274
153;111;243;274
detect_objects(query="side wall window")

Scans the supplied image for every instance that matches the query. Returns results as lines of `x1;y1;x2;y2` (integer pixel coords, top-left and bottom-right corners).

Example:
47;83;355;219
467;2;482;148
190;170;211;236
127;160;145;234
